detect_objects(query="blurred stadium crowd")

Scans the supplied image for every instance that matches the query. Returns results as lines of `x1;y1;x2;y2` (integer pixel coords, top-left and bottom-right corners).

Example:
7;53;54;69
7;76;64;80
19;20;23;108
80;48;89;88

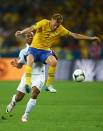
0;0;103;59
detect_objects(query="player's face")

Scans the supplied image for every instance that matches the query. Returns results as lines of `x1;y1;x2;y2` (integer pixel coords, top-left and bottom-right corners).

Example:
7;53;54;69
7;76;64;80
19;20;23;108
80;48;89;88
50;19;61;31
26;32;33;43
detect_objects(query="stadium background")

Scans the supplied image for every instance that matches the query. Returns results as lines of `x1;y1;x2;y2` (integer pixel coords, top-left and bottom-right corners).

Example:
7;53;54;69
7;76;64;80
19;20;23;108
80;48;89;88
0;1;103;131
0;0;103;80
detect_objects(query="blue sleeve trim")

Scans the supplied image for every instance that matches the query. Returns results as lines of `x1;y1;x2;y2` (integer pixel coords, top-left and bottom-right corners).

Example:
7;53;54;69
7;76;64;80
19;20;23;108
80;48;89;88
33;23;37;26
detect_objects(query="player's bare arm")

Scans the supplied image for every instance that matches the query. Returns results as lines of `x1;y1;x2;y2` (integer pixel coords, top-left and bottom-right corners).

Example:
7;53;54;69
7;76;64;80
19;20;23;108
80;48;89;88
70;32;100;42
15;26;34;37
11;59;24;69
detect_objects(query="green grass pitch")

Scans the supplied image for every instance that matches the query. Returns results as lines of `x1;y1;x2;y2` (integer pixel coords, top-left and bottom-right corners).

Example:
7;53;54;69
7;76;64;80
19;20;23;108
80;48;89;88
0;81;103;131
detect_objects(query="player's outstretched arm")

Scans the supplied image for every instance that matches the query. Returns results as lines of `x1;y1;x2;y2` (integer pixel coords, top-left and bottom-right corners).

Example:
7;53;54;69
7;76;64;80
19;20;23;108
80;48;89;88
15;26;34;37
70;32;100;42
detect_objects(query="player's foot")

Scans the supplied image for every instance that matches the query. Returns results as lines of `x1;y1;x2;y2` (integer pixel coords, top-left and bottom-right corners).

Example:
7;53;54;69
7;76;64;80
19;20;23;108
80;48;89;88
25;84;31;93
21;115;27;122
45;85;56;93
6;102;15;113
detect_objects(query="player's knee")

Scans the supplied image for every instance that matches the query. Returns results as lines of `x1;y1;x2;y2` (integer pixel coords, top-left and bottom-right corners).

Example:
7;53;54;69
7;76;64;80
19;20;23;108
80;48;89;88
27;54;34;66
31;87;40;99
29;61;34;66
28;59;34;66
31;92;38;99
51;60;57;67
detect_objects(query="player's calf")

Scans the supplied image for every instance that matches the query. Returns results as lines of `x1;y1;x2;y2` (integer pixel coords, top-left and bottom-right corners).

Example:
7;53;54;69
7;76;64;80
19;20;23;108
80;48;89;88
6;94;16;113
21;87;39;122
6;92;25;113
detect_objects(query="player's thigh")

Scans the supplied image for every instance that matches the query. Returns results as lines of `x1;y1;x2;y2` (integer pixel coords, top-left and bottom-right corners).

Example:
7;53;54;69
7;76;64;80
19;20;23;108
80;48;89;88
45;55;57;67
27;54;34;66
17;74;27;94
31;74;45;93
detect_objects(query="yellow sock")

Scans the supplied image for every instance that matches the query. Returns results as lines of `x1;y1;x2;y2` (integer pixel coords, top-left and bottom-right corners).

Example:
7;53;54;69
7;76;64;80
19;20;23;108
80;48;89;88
46;66;56;86
25;65;32;85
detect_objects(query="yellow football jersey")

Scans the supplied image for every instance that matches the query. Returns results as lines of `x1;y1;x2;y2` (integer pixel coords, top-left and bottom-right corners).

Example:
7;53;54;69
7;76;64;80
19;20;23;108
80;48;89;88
30;19;71;50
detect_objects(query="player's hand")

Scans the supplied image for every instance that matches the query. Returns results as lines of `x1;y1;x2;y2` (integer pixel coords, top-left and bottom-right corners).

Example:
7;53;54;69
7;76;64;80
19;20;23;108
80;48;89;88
93;37;101;43
50;48;58;60
11;59;18;67
15;31;23;37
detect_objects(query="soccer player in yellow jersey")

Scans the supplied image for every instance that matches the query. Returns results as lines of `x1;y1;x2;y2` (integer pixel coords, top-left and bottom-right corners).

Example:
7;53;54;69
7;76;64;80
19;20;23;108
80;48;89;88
15;13;100;92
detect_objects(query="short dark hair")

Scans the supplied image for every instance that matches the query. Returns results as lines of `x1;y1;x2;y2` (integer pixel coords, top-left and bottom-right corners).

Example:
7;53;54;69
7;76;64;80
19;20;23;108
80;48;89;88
52;13;63;23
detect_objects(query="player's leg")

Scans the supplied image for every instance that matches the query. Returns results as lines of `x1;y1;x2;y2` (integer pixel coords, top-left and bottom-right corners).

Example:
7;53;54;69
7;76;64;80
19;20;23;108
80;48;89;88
21;74;45;122
6;91;25;113
45;55;57;92
21;87;40;122
25;54;34;88
6;74;26;113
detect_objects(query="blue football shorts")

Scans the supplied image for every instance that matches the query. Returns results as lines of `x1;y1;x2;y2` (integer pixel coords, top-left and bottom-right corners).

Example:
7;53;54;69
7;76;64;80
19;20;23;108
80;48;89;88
26;47;54;64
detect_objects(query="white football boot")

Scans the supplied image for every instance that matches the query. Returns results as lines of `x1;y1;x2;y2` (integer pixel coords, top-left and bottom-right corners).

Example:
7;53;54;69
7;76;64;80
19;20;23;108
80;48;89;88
45;85;56;93
21;116;27;122
6;102;15;113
